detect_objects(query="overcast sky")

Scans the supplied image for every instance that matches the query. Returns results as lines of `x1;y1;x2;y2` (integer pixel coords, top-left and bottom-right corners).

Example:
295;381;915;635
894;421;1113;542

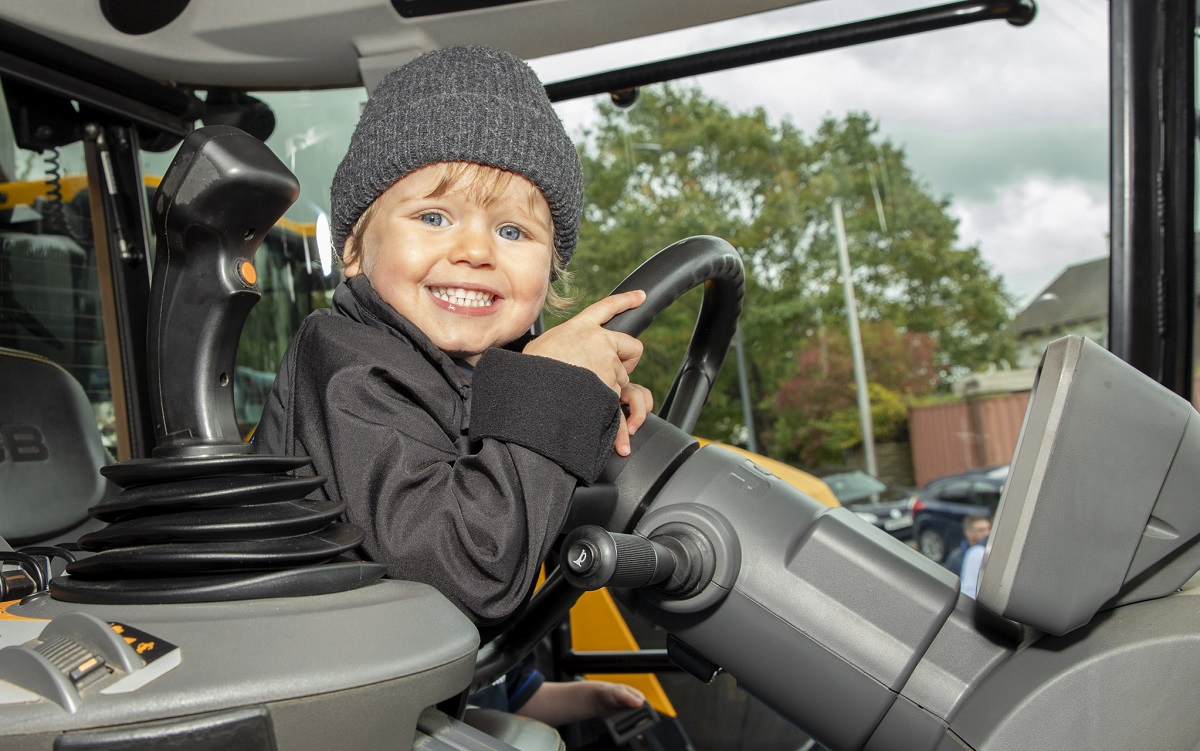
530;0;1109;309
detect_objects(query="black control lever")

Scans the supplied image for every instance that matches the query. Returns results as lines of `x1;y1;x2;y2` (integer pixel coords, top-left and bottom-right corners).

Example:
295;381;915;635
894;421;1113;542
148;124;300;457
562;524;713;597
563;525;676;590
54;126;386;605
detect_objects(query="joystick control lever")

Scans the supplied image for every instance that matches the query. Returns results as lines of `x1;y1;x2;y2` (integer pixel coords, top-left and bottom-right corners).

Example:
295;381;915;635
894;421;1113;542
148;125;300;457
562;525;711;597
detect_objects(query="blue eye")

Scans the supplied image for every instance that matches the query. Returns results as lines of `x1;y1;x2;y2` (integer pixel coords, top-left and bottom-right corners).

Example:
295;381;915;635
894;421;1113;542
498;225;523;241
420;212;446;226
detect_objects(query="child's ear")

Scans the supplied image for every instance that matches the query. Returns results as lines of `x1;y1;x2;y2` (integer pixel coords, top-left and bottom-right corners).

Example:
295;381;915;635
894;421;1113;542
342;237;363;278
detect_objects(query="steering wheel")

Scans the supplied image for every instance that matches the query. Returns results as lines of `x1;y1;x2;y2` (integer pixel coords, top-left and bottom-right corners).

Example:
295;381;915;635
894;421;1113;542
473;235;745;687
604;235;745;435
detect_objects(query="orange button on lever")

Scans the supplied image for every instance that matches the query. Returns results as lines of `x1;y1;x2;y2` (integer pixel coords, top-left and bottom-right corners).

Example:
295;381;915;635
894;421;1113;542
239;260;257;286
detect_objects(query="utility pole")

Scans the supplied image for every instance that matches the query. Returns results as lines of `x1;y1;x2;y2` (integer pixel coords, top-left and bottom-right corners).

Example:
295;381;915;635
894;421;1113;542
734;324;758;453
833;198;876;476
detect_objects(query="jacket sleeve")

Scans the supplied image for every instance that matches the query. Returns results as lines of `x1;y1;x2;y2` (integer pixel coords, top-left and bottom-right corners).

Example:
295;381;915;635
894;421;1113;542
291;329;620;627
471;347;622;483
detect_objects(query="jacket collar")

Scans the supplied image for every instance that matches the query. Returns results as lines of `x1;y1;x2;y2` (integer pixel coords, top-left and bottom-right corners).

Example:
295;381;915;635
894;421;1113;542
333;275;470;392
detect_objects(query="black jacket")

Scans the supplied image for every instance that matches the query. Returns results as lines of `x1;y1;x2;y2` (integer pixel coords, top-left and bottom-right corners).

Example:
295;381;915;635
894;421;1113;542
256;275;621;625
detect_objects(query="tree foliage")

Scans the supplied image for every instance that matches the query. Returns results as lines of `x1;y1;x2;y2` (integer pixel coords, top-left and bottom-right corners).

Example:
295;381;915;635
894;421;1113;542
565;85;1013;466
772;322;938;467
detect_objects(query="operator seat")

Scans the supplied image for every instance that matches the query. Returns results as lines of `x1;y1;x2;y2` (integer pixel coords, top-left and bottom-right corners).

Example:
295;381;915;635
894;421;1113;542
0;347;109;547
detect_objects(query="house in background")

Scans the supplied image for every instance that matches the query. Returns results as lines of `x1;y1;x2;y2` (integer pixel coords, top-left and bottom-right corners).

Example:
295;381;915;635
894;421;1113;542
909;256;1109;486
1009;256;1109;368
951;256;1109;399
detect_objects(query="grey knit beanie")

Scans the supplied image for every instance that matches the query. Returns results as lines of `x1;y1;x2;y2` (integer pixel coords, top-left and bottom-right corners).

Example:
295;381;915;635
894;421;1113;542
331;45;583;269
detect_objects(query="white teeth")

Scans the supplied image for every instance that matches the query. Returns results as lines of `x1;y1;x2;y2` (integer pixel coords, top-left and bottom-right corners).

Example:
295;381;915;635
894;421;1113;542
430;287;495;307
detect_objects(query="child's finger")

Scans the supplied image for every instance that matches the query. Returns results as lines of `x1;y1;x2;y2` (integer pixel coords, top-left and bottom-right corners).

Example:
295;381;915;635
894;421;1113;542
621;383;652;434
611;683;645;708
573;290;647;326
614;332;643;373
614;411;632;457
612;361;631;393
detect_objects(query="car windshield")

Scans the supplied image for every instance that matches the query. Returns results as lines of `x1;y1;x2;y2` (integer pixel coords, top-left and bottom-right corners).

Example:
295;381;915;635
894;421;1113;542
824;471;889;503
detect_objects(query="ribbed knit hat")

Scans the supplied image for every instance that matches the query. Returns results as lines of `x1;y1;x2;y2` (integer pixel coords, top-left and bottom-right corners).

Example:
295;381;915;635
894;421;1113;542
331;45;583;269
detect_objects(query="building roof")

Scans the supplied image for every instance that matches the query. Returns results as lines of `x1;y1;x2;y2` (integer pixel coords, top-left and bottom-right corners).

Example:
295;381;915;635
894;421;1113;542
1009;257;1108;335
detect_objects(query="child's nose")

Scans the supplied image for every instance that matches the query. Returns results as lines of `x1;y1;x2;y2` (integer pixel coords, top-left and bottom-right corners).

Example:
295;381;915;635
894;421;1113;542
448;227;496;267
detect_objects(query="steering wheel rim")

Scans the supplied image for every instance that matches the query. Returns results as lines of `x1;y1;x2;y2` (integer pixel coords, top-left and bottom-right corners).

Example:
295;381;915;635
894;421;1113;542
605;235;745;434
473;235;744;688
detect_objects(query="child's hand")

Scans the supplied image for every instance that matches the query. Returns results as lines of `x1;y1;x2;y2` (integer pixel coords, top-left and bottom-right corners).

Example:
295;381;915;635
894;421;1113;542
589;680;647;716
524;290;653;456
515;679;647;726
525;290;646;387
525;291;649;453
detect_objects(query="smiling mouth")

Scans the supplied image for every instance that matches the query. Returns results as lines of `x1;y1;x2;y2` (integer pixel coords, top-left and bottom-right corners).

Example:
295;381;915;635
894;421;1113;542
428;286;496;308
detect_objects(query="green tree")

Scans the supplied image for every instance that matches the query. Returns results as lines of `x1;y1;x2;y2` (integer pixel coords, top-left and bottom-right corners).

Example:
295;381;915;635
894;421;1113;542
772;322;938;467
567;85;1013;461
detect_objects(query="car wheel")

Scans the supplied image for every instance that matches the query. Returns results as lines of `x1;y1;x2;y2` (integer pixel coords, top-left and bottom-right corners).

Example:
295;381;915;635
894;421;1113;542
918;528;946;563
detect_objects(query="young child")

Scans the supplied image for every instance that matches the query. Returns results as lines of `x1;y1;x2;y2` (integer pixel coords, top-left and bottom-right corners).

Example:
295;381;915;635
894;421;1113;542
254;45;651;721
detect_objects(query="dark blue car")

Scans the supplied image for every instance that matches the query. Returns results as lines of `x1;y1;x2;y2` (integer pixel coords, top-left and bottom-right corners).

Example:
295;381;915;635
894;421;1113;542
912;465;1007;562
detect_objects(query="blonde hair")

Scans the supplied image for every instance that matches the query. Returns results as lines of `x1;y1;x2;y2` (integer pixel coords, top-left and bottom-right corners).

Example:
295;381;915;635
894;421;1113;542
343;162;576;313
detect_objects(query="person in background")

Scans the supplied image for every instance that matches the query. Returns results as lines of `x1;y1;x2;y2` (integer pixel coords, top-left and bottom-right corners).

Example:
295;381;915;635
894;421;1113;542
957;515;992;598
943;514;991;577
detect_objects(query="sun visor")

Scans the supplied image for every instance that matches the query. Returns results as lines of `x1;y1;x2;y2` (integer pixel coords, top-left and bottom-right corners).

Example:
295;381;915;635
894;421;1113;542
977;336;1199;635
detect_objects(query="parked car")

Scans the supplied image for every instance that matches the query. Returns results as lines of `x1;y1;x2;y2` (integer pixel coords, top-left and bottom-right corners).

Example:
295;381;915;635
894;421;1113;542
821;470;916;541
911;465;1009;562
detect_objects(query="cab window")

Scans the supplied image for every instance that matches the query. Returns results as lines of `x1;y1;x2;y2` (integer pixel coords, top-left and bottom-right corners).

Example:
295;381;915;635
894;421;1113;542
0;88;112;449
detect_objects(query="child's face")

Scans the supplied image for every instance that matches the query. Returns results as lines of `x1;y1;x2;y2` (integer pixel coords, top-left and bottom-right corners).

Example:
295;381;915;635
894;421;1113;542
344;163;554;364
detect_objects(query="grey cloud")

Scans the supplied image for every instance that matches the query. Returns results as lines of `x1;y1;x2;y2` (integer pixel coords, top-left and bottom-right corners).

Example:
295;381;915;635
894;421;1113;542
893;123;1108;203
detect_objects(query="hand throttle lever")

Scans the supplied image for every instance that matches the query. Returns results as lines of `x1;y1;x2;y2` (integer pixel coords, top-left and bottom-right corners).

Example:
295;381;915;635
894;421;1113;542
561;524;711;597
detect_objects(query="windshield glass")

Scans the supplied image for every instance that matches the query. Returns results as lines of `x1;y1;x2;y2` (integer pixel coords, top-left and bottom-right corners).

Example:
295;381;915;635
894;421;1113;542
535;0;1106;492
116;3;1109;456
